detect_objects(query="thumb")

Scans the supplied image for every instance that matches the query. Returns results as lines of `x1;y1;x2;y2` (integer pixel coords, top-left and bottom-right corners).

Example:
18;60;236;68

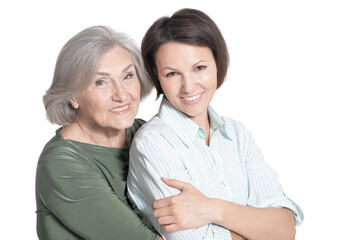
161;177;187;191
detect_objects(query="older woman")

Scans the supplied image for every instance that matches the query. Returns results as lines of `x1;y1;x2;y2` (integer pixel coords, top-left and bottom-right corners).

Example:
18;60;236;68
35;26;161;240
127;8;304;240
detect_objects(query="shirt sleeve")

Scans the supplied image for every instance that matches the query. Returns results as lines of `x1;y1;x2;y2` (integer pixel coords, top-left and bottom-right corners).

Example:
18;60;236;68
237;122;304;226
127;134;231;240
36;148;159;240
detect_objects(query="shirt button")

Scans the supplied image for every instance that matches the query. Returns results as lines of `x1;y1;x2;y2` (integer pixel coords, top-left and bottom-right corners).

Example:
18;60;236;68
221;181;225;186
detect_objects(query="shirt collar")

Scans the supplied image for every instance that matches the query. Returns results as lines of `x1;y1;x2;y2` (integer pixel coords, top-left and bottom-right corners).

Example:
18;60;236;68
158;97;232;147
208;105;233;141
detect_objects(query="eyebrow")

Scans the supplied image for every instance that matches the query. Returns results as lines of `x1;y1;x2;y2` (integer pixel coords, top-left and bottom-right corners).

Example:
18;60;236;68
161;66;177;72
122;64;134;72
95;64;134;76
191;60;207;68
161;60;207;71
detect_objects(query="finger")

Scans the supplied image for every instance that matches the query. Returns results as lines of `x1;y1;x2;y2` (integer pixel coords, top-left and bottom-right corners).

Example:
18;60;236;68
158;215;176;225
154;206;172;218
162;223;180;233
161;177;187;191
153;197;172;209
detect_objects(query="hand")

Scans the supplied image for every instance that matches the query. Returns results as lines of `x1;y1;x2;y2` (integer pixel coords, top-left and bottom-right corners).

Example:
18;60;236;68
152;177;212;232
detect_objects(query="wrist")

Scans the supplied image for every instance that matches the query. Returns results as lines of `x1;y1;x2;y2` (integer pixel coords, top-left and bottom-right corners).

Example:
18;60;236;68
207;198;225;225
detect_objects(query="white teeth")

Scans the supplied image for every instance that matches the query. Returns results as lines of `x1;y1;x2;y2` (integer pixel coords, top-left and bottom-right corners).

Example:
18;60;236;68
182;94;201;101
110;105;129;112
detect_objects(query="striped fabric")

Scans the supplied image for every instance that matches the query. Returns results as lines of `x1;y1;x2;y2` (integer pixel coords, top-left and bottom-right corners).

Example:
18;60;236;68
127;97;303;240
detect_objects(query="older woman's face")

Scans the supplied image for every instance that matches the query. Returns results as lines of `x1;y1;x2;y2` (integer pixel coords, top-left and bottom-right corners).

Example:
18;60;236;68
72;46;140;132
155;42;217;125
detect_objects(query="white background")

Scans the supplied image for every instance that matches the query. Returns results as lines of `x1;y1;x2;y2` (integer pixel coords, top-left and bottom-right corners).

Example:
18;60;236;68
1;0;360;239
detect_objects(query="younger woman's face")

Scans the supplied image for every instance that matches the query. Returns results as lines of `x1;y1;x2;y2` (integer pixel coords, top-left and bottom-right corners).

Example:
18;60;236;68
155;42;217;126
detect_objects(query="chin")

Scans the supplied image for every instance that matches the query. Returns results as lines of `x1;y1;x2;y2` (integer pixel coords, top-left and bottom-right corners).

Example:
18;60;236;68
123;118;136;128
113;117;135;130
182;110;201;118
182;106;207;117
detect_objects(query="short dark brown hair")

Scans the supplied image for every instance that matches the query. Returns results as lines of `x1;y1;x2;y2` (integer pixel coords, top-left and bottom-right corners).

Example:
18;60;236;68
142;8;229;98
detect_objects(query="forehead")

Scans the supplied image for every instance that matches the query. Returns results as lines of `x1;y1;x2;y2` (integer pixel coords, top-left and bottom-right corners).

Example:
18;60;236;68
98;46;133;69
155;42;214;67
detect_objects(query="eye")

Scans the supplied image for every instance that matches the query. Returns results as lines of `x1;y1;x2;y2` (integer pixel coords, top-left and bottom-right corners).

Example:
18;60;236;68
195;65;207;71
124;73;135;80
166;72;179;78
95;79;106;86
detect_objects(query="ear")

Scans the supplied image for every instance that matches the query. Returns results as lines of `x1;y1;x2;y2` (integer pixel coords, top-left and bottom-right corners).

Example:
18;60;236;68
70;99;79;109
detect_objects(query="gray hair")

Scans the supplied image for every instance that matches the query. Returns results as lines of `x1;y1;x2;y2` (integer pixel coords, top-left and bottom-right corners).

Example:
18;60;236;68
43;25;153;125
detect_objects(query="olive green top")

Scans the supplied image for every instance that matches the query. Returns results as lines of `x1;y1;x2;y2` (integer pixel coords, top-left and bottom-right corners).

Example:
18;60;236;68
35;119;159;240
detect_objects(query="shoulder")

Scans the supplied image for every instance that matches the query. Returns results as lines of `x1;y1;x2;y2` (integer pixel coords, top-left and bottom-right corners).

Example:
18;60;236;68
131;115;179;154
39;130;73;161
127;118;147;142
39;132;80;160
133;115;172;142
220;116;258;158
37;133;92;178
221;116;252;139
132;118;146;131
36;135;86;195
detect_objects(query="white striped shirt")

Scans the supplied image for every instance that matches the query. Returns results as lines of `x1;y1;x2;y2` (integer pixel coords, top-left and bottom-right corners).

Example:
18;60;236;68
127;98;303;240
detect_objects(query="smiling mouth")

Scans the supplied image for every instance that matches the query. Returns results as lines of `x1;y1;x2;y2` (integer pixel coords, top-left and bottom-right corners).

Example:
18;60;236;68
110;104;130;113
181;93;202;102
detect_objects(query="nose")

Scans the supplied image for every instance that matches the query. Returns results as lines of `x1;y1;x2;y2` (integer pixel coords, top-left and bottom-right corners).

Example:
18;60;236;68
112;83;128;102
181;74;195;93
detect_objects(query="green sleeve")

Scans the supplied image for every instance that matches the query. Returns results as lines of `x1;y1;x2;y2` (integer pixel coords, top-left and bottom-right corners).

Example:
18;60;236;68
36;148;159;240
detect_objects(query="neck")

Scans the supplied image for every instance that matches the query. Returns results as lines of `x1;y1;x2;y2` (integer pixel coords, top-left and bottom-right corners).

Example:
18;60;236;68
190;111;211;146
61;120;127;148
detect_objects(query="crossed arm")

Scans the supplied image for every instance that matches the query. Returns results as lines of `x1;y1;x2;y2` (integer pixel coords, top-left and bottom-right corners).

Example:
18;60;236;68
153;178;295;240
128;153;296;240
128;123;301;240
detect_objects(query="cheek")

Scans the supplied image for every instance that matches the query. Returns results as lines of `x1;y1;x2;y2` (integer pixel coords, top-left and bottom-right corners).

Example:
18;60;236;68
205;69;218;90
129;82;141;115
89;98;109;116
132;80;141;99
78;92;107;113
127;80;141;108
159;78;177;96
